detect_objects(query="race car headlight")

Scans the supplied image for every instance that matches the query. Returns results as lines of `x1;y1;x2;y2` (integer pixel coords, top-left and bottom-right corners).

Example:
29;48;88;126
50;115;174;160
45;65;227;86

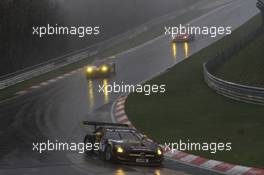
116;146;124;153
157;148;162;155
86;67;93;73
101;65;108;72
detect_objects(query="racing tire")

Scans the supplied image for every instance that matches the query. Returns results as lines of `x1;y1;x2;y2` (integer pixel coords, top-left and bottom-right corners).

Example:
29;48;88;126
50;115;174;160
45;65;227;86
84;135;94;155
104;145;113;161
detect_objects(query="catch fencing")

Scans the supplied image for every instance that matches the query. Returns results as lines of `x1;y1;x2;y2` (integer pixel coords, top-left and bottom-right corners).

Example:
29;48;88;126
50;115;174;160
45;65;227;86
257;0;264;21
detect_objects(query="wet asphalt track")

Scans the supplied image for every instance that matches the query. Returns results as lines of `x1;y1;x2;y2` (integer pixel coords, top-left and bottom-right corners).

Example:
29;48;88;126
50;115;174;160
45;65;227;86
0;0;259;174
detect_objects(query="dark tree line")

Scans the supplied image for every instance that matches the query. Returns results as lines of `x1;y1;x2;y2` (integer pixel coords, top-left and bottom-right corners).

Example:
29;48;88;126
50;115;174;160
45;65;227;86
0;0;199;76
0;0;67;76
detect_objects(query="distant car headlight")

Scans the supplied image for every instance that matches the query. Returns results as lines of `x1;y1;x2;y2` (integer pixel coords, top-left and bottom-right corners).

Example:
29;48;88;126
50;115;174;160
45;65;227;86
86;67;93;73
157;148;162;156
116;146;124;153
101;65;109;72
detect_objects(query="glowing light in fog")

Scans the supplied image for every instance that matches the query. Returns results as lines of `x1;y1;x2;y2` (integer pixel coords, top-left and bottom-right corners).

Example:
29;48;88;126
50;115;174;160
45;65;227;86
154;170;161;175
115;168;126;175
184;42;189;58
88;80;94;109
103;79;109;103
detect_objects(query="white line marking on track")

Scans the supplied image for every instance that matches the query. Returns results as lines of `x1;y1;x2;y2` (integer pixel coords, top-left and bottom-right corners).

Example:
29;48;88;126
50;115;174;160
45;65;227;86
48;79;57;83
30;85;40;89
180;155;199;163
115;105;124;111
201;160;222;169
15;91;27;95
116;101;125;106
40;82;48;86
116;115;128;122
226;166;251;175
115;110;125;116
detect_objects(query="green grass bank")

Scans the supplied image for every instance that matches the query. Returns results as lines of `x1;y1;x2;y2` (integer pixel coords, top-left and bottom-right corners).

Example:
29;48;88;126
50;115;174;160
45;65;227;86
216;30;264;87
126;14;264;168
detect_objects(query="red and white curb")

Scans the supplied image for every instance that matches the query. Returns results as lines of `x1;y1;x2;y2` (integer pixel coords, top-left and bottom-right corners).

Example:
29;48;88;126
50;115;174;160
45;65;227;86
12;56;117;98
112;95;264;175
14;68;82;96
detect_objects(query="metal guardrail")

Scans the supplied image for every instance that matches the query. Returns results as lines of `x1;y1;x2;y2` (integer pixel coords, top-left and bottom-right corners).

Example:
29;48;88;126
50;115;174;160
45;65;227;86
0;8;188;91
203;63;264;105
0;22;151;90
203;4;264;106
257;0;264;21
0;47;98;90
257;0;264;12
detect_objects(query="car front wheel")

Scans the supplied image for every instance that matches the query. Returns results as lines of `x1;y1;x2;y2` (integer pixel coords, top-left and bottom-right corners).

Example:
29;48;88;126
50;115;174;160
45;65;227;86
104;145;113;161
84;135;94;155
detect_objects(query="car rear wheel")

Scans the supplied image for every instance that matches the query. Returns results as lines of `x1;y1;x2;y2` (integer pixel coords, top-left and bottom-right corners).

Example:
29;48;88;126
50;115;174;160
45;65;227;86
84;135;94;155
104;145;113;161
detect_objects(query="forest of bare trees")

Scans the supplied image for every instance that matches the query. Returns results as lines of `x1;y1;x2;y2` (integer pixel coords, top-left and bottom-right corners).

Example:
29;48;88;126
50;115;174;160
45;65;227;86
0;0;67;76
0;0;198;76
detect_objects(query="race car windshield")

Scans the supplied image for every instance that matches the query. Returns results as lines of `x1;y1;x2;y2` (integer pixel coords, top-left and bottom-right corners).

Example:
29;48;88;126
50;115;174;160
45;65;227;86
104;131;120;140
118;131;141;141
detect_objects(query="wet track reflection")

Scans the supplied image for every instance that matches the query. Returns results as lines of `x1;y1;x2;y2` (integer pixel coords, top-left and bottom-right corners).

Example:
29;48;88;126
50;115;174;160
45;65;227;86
103;79;109;104
87;79;111;111
0;0;256;174
171;42;190;59
172;43;177;58
184;42;190;58
87;80;94;110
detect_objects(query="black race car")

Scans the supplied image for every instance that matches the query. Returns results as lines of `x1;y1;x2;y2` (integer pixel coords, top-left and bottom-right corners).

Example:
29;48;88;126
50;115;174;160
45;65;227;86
83;121;163;166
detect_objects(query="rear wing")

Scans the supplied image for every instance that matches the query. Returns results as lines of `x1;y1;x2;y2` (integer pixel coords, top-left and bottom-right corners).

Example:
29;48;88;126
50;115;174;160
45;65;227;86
93;58;115;65
83;121;129;130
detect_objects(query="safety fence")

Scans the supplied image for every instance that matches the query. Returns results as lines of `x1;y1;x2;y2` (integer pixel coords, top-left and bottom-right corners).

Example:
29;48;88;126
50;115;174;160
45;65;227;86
204;64;264;105
203;9;264;105
257;0;264;21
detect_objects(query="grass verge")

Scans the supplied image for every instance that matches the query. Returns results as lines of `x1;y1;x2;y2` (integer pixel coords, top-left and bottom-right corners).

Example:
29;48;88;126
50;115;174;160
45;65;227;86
216;30;264;87
126;14;264;168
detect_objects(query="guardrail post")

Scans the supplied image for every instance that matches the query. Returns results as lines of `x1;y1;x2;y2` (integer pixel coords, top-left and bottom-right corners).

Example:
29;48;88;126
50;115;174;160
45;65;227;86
257;0;264;24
